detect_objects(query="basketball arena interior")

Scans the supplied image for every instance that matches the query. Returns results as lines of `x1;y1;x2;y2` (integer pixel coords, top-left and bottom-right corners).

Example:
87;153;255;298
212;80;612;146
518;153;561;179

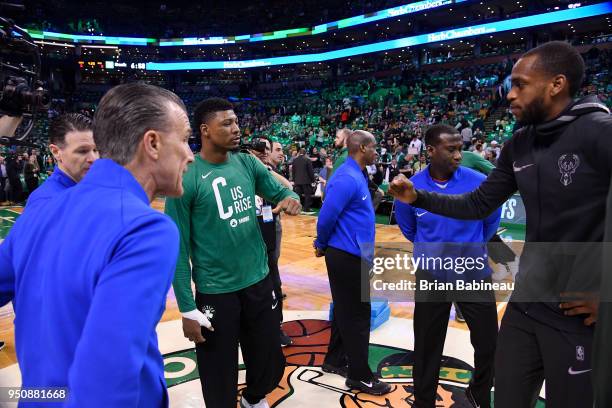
0;0;611;407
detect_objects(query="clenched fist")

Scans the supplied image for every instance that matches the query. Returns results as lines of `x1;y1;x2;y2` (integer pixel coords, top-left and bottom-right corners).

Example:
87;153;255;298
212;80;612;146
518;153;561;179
273;197;302;215
388;174;418;204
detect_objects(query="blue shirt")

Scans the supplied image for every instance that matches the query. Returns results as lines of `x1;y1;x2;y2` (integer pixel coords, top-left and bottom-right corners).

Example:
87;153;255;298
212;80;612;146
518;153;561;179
0;159;178;407
315;157;375;259
318;166;330;194
25;166;75;209
395;166;501;280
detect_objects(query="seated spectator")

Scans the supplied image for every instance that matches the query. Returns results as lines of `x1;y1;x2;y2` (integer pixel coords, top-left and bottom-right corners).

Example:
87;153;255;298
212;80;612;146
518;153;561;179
474;142;486;158
412;154;428;174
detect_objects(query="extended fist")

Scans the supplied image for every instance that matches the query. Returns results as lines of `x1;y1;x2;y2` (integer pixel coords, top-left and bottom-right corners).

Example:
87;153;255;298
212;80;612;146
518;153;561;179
273;197;302;215
388;174;418;204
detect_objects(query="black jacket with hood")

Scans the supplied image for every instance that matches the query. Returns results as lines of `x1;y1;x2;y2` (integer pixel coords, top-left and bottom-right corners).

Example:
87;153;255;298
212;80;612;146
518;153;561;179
413;95;612;333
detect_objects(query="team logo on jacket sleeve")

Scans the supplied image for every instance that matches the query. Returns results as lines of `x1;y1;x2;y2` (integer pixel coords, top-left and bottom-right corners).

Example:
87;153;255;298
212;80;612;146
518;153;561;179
558;154;580;186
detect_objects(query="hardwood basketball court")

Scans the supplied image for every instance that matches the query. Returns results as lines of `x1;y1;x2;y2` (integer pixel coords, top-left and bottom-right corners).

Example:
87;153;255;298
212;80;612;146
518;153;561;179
0;200;528;407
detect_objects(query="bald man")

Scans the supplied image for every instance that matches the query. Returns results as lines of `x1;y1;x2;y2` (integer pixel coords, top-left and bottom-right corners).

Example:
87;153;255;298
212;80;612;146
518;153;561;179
314;130;391;396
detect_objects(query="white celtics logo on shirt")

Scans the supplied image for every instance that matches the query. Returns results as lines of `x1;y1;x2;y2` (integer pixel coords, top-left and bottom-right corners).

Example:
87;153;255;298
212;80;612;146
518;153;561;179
201;305;215;320
211;176;252;226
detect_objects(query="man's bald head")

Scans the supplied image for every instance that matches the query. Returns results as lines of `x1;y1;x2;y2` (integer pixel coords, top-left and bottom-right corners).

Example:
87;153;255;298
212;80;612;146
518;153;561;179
347;130;377;166
348;130;375;155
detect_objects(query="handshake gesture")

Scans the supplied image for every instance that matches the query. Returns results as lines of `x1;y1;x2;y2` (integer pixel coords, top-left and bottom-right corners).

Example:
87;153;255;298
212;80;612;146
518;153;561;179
388;174;418;204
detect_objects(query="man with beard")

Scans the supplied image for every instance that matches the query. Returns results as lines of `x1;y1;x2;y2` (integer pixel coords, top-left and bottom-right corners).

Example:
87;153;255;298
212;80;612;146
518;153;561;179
389;41;612;407
329;127;351;179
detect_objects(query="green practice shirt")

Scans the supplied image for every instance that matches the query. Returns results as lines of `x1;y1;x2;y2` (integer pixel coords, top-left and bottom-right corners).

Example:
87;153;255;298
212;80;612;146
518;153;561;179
165;152;299;312
461;150;495;175
329;148;348;180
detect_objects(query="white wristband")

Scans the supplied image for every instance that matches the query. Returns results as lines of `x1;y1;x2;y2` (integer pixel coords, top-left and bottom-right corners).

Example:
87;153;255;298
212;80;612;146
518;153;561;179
182;309;212;329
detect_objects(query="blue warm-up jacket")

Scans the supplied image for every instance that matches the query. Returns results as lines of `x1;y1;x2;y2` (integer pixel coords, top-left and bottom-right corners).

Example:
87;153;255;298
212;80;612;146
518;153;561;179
315;157;375;259
0;159;179;407
395;165;501;280
25;166;75;209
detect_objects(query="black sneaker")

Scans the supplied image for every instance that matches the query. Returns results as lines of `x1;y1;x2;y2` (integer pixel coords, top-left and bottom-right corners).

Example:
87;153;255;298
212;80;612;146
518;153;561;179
455;304;466;323
465;386;481;408
345;378;392;396
0;341;5;351
280;330;293;347
321;362;348;378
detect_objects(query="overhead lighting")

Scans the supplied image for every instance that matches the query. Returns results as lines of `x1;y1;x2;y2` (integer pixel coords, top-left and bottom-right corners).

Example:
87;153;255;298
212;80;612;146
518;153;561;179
82;44;118;50
34;40;75;48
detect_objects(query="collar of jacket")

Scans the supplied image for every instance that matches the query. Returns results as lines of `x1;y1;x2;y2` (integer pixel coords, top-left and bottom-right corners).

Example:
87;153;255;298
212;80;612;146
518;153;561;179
80;159;149;205
53;166;77;189
535;95;610;138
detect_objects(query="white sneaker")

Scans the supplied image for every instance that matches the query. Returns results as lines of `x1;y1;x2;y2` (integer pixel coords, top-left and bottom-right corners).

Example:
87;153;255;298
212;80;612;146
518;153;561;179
492;261;520;282
240;396;270;408
507;260;519;280
491;263;509;281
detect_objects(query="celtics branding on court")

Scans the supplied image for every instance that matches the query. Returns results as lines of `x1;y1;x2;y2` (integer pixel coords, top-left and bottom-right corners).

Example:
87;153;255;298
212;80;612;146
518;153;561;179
163;319;545;407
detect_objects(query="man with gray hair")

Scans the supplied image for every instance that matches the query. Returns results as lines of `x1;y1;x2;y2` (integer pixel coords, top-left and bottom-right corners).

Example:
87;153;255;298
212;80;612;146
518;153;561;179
0;82;194;407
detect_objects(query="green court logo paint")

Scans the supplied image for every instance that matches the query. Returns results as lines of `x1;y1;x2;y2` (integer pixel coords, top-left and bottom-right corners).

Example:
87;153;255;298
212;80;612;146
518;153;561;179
0;208;20;240
163;319;545;407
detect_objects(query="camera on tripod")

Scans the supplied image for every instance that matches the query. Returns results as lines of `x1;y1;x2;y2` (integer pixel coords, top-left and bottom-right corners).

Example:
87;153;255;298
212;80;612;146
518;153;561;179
0;15;49;145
